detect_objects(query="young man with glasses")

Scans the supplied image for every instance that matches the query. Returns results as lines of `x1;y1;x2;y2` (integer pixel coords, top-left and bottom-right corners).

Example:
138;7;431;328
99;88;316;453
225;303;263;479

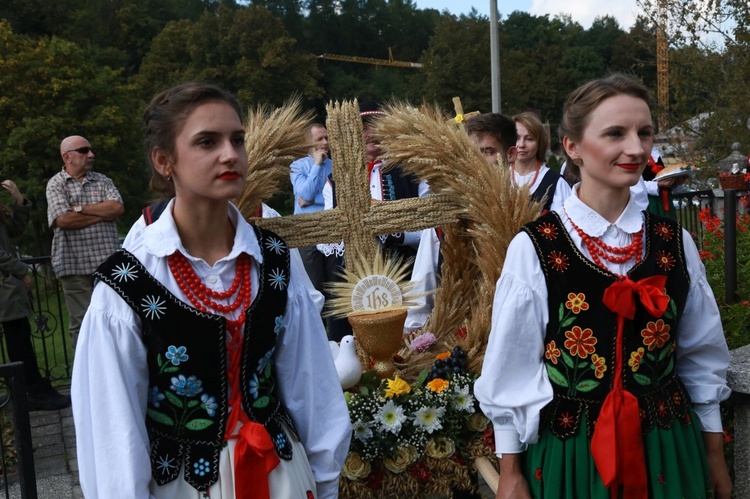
46;135;123;349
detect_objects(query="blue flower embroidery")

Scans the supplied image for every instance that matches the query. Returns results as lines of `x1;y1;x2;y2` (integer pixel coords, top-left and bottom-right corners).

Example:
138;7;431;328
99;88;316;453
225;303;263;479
249;373;260;399
170;374;203;397
273;432;287;449
268;268;287;290
165;345;189;366
201;394;218;417
112;262;138;282
148;386;166;408
193;457;210;477
273;315;284;336
156;454;177;475
141;295;167;320
257;349;274;373
264;237;286;255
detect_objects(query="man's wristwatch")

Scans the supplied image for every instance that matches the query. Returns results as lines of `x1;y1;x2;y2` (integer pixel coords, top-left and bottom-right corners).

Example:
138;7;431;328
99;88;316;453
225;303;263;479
73;205;83;213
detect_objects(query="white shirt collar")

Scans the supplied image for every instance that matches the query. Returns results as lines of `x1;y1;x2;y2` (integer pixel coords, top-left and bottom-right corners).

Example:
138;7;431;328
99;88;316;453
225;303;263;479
562;184;643;237
142;199;264;264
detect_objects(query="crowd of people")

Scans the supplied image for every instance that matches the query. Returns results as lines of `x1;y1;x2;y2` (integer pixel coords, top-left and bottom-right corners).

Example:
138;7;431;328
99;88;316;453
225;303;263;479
0;73;731;498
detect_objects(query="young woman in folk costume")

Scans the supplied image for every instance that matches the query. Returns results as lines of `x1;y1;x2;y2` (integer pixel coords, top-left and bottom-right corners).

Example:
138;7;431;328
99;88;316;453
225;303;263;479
72;82;351;499
475;74;731;499
512;111;571;213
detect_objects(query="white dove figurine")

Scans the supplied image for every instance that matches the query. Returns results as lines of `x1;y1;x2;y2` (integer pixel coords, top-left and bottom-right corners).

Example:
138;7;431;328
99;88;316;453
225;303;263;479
330;335;362;390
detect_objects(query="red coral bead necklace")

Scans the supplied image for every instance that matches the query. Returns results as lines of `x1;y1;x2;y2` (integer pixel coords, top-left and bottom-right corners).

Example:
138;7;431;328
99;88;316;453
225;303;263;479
564;208;643;270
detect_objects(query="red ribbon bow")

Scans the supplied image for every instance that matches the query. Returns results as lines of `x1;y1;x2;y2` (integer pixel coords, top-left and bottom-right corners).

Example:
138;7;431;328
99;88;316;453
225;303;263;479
233;421;280;499
591;275;669;499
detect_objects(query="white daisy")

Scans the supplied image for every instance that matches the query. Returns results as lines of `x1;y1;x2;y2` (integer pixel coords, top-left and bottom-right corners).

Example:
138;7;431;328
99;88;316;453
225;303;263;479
142;295;167;320
352;419;374;443
112;262;138;282
268;268;287;290
376;400;407;434
453;384;475;413
413;405;446;434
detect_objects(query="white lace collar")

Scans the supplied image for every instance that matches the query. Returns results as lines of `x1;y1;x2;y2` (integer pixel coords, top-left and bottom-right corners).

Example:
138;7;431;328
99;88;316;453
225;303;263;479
142;199;264;265
562;184;643;237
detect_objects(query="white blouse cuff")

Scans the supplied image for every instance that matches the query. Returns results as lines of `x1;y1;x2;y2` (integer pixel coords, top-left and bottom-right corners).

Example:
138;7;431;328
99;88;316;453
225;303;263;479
493;427;527;456
693;402;723;433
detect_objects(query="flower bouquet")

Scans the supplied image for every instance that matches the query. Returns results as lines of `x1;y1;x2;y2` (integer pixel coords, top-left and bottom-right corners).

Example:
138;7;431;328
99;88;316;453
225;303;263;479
339;347;496;498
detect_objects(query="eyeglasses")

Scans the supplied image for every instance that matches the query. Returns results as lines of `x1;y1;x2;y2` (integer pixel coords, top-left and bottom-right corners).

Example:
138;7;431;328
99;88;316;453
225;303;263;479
66;147;94;155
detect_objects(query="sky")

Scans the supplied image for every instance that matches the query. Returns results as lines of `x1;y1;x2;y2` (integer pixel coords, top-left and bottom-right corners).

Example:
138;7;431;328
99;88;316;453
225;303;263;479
415;0;642;30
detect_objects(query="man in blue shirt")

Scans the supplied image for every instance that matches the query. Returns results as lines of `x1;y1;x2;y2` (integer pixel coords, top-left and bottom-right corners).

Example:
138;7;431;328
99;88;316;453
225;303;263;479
290;123;335;294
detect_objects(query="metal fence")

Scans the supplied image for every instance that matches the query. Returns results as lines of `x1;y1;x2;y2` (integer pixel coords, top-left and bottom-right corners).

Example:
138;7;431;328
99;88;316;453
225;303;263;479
0;362;37;499
672;189;715;249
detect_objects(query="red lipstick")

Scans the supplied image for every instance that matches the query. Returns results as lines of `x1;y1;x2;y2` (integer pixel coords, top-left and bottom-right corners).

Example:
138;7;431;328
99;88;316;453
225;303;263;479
218;171;241;180
618;163;640;172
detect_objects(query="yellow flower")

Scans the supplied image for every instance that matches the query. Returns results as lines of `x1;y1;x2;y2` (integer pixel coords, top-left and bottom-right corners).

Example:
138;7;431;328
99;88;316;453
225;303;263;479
383;445;418;473
384;376;411;398
466;412;490;432
436;351;451;361
426;378;450;393
425;438;456;458
454;114;465;124
342;452;371;480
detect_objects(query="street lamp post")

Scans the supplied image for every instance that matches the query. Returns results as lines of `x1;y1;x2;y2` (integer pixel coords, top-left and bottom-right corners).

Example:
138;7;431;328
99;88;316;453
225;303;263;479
490;0;501;113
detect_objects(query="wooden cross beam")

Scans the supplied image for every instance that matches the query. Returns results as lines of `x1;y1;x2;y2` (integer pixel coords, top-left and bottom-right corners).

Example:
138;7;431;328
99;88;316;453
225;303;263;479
252;100;464;270
447;97;480;129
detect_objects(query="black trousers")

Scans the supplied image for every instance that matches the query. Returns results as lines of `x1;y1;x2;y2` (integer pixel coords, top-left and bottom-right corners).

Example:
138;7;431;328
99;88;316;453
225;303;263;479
1;317;44;386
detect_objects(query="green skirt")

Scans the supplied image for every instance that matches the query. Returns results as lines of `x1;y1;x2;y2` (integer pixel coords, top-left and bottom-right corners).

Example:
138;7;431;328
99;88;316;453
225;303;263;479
522;409;713;498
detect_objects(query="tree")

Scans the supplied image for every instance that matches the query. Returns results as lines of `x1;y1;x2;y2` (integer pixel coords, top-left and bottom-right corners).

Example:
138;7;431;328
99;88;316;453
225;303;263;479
135;4;323;106
0;21;145;255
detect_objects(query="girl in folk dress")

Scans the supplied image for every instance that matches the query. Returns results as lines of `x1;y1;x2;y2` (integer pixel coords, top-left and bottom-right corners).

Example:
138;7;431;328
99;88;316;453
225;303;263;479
475;75;731;499
72;82;351;499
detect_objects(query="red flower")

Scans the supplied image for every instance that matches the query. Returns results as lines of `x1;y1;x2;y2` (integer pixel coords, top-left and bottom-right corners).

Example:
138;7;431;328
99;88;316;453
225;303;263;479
558;412;575;429
365;468;383;489
656;400;668;416
673;392;682;406
564;326;597;358
538;223;558;240
658;471;665;484
699;250;714;261
641;320;671;351
408;462;431;483
680;413;691;424
548;251;569;272
535;467;543;481
565;292;589;314
723;429;733;443
483;428;495;452
450;452;466;465
545;341;561;364
656;251;675;271
455;326;468;340
654;222;674;240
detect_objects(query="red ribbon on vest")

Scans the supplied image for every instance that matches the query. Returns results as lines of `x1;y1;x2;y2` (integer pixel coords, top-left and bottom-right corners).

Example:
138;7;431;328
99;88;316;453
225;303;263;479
591;275;669;499
233;421;281;499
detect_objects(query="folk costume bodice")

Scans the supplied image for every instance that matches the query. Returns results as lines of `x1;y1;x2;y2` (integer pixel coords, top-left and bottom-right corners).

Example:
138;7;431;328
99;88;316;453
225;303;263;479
523;212;691;440
93;225;296;491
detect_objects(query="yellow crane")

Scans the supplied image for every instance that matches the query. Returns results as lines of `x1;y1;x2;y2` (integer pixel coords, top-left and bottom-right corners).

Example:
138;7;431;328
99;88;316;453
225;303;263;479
657;0;669;132
318;48;423;69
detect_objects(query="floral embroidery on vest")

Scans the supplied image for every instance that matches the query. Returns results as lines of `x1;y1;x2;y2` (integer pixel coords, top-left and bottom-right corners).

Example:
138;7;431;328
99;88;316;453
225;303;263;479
524;211;692;440
94;226;295;491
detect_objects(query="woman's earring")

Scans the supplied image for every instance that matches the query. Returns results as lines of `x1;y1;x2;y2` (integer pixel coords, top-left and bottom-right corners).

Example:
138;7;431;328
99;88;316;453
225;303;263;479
573;157;583;167
166;170;172;182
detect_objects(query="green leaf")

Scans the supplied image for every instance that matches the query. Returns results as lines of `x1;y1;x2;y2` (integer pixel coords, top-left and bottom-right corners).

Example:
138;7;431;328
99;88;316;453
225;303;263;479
562;350;575;369
546;365;569;387
253;396;270;408
164;366;179;373
416;370;428;387
658;346;672;362
664;298;677;320
575;379;599;392
633;373;652;386
185;419;215;431
663;357;674;377
264;362;272;379
646;353;656;362
157;355;164;369
558;303;565;323
578;362;590;369
147;409;174;426
165;391;184;408
359;386;370;397
188;400;199;408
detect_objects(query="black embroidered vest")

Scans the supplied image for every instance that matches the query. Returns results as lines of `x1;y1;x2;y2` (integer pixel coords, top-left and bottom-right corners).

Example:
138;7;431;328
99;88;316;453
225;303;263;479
94;226;296;491
524;212;691;440
533;169;561;213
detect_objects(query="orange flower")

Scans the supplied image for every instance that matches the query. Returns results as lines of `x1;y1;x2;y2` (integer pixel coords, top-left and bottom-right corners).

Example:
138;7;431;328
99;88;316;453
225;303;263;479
426;378;449;393
538;223;558;240
656;251;675;271
564;326;597;358
435;351;451;361
654;222;674;240
641;320;671;351
565;293;589;314
591;354;607;379
628;347;645;372
548;251;569;272
545;341;561;364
